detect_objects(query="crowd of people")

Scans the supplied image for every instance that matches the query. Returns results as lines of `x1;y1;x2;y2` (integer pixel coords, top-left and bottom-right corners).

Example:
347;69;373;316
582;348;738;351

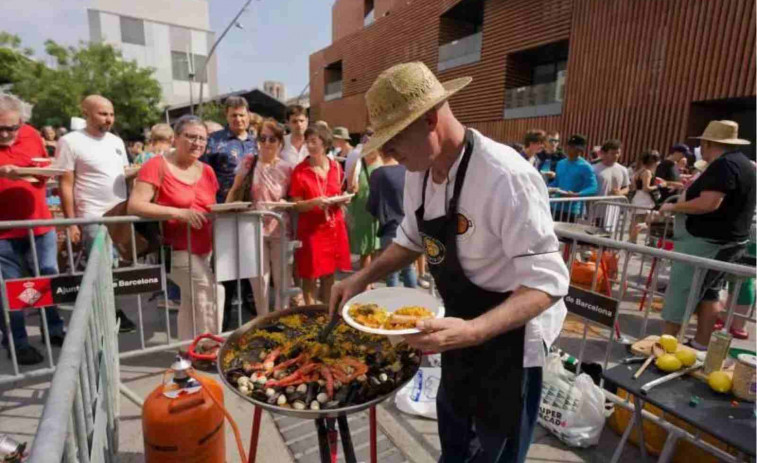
0;85;753;372
0;92;432;365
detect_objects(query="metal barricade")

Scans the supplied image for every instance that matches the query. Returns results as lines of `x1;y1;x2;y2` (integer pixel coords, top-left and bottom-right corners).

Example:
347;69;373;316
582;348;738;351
0;210;292;385
555;225;755;463
549;195;629;226
28;226;119;463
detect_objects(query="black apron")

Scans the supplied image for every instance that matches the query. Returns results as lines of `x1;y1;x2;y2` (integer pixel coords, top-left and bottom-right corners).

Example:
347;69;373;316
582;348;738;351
416;129;525;435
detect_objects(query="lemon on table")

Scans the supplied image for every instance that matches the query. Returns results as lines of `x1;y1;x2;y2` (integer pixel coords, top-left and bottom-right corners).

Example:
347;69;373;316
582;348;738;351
675;349;697;367
659;334;678;353
707;371;732;394
656;354;682;372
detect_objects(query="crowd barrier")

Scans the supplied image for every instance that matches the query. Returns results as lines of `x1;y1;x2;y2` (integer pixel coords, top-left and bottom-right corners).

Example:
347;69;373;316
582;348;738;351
28;227;119;462
555;224;755;463
0;210;292;386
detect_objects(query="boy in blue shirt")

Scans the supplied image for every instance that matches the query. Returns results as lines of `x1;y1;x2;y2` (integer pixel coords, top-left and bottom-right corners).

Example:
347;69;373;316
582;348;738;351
550;134;598;222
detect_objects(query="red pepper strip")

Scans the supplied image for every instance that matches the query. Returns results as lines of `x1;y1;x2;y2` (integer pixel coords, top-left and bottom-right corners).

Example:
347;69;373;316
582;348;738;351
271;354;304;373
320;366;334;399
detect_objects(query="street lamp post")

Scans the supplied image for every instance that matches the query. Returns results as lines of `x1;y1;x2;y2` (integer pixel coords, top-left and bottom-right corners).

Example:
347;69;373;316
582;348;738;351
198;0;254;118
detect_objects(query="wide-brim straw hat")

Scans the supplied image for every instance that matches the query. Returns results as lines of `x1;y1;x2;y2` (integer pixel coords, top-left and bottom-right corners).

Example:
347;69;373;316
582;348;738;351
362;62;471;155
690;120;750;145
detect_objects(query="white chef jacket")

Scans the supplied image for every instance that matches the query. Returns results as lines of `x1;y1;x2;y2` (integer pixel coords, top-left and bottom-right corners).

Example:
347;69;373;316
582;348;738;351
395;129;569;368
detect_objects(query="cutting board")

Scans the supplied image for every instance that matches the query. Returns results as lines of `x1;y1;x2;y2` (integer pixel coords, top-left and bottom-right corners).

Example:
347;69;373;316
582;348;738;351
630;335;735;382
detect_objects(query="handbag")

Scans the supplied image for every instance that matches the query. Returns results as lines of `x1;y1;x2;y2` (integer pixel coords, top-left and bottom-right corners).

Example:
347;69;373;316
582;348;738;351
229;155;259;203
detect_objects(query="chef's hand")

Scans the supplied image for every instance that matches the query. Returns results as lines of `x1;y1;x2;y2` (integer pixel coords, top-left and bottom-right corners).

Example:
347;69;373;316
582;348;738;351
403;317;484;352
329;274;366;317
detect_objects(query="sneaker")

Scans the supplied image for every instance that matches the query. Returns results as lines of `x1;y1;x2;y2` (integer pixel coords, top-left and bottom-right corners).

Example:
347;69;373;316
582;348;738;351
116;310;137;333
8;345;45;365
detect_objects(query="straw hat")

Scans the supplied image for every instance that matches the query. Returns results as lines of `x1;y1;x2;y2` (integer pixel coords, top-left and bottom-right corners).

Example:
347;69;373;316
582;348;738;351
362;62;472;155
691;120;750;145
332;126;350;140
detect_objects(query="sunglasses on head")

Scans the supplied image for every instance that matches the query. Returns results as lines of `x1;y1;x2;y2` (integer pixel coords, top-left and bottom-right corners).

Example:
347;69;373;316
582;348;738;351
0;125;21;133
259;136;279;143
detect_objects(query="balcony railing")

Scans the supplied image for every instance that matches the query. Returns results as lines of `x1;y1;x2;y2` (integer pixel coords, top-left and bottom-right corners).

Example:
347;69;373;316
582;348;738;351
437;32;482;72
325;80;343;102
504;78;565;119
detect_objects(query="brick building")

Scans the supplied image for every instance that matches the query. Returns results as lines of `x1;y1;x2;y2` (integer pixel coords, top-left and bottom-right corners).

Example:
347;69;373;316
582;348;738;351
309;0;756;162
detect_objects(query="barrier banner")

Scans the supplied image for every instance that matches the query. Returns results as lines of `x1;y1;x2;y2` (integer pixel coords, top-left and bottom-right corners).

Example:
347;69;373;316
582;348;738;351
564;285;618;329
4;266;164;308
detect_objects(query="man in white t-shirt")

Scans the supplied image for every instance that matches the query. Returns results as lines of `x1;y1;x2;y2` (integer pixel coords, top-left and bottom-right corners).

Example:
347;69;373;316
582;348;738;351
280;105;309;166
331;62;569;462
55;94;135;332
592;139;630;230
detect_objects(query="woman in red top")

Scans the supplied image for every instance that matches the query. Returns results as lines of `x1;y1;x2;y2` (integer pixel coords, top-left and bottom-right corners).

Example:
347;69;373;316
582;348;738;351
290;125;351;305
128;115;224;341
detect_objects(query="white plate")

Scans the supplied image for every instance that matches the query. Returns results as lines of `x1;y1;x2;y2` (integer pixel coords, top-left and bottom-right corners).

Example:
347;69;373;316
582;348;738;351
323;193;355;205
210;202;252;212
14;167;66;176
342;287;444;336
31;157;52;164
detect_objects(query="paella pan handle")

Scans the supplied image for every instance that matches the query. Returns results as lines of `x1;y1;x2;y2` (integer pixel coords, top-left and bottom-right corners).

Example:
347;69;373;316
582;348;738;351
187;333;226;361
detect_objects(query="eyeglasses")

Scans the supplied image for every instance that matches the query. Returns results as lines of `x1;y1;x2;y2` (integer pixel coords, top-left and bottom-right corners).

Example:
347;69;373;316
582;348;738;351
0;125;21;133
548;138;560;143
259;136;279;144
182;133;207;144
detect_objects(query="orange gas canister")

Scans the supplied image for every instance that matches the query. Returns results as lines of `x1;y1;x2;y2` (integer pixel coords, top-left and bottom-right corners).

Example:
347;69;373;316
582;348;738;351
142;356;226;463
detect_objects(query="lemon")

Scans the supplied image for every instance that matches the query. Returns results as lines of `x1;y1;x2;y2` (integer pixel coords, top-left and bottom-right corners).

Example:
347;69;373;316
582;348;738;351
674;349;696;367
707;371;732;394
659;335;678;353
655;354;682;372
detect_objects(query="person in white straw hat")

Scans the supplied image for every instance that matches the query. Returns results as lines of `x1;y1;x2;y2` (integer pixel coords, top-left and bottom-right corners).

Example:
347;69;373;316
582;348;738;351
659;120;755;348
330;62;569;462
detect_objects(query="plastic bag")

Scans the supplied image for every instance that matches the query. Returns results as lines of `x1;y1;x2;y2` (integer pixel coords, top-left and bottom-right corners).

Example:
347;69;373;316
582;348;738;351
537;353;613;447
394;367;440;420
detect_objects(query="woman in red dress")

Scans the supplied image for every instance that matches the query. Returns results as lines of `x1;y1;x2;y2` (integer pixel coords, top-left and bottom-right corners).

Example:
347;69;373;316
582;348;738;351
290;125;351;304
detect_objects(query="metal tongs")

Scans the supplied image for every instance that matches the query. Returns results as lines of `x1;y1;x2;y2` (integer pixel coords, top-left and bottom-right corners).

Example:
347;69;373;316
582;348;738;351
318;310;340;343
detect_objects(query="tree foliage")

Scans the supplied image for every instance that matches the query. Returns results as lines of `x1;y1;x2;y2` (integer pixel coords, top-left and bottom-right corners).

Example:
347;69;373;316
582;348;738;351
198;101;227;126
0;32;163;139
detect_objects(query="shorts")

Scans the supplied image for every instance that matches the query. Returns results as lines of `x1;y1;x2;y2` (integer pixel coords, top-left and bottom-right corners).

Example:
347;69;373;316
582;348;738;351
662;216;746;324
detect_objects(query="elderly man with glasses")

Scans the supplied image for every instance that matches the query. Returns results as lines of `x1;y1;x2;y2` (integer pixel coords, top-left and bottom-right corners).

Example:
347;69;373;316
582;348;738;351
0;93;66;365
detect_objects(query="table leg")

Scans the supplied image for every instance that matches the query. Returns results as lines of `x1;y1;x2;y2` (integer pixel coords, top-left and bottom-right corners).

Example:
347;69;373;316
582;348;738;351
337;415;358;463
658;429;680;463
327;418;339;463
633;396;648;460
248;406;262;463
610;412;636;463
315;418;331;463
370;406;377;463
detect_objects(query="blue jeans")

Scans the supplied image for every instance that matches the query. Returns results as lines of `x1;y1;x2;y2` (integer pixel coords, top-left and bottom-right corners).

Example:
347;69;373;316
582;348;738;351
381;235;417;288
437;367;542;463
0;231;65;349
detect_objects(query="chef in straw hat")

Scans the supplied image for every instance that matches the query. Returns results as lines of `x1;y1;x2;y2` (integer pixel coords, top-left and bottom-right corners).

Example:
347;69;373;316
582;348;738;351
659;120;755;348
330;62;569;462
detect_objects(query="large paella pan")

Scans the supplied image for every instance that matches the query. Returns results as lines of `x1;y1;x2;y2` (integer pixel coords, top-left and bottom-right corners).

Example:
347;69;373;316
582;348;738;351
217;305;421;419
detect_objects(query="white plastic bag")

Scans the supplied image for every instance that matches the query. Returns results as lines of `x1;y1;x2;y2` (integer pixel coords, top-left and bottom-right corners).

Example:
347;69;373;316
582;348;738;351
537;353;612;447
394;367;440;420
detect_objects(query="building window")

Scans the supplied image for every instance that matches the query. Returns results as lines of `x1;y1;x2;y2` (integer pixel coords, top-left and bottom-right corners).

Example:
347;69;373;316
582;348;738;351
364;0;375;26
504;40;569;119
120;16;145;46
324;61;343;102
171;52;208;81
437;0;484;71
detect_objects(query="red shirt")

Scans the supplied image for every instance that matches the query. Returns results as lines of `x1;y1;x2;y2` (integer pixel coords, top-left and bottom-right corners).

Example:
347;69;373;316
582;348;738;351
137;156;218;255
0;125;53;240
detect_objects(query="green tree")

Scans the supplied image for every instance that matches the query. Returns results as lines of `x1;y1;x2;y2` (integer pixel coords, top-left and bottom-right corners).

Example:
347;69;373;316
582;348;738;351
199;101;227;126
0;34;163;139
